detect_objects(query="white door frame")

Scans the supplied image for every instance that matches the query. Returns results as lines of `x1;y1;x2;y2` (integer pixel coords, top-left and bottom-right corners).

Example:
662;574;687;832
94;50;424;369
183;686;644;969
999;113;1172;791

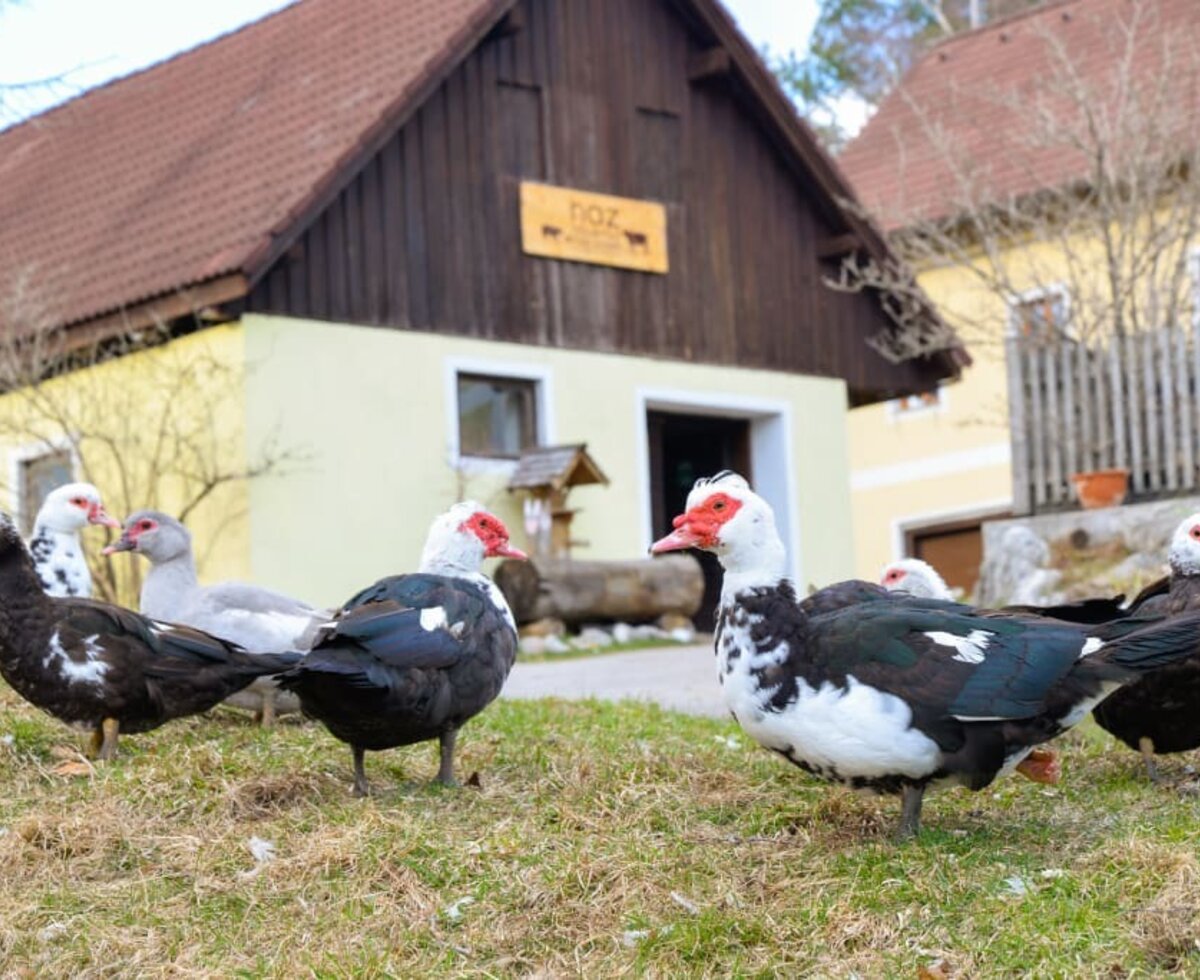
634;387;802;584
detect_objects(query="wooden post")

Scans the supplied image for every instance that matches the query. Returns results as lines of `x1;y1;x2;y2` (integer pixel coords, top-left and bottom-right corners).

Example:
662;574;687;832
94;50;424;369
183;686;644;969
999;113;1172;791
1142;330;1160;491
1043;342;1062;503
1077;340;1094;475
1124;331;1144;494
1029;343;1046;508
1175;324;1194;490
1005;336;1032;515
1060;340;1077;501
1108;335;1127;476
1159;327;1178;491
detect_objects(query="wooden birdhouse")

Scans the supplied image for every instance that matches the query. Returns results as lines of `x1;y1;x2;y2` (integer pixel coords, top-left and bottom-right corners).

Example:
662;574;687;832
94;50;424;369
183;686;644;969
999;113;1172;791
507;443;608;558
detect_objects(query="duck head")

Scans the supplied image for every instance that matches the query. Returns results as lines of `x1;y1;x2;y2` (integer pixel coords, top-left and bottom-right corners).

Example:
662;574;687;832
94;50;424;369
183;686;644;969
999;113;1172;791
419;501;527;575
880;558;952;600
650;471;784;578
35;483;120;533
103;510;191;562
1167;512;1200;576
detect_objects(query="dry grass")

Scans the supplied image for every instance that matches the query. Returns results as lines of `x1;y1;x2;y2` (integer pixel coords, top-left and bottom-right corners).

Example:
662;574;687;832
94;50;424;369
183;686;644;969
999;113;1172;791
0;685;1198;977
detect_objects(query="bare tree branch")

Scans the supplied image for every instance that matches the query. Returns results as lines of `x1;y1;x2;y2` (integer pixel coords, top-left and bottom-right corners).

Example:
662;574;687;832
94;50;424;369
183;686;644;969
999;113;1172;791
831;4;1200;367
0;273;307;604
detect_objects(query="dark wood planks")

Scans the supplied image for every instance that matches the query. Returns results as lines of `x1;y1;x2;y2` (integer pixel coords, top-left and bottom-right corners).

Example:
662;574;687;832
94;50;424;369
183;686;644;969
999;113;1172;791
246;0;942;402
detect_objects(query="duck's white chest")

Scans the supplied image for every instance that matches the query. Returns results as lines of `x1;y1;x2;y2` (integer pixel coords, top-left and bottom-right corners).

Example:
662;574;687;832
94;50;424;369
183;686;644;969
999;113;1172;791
715;617;943;784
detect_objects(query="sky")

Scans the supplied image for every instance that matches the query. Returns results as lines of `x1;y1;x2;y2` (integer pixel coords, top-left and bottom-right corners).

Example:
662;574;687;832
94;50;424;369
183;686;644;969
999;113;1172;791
0;0;821;123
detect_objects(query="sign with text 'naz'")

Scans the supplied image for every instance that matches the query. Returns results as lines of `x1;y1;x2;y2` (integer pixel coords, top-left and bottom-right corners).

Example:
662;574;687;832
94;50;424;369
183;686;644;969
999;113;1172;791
519;181;668;274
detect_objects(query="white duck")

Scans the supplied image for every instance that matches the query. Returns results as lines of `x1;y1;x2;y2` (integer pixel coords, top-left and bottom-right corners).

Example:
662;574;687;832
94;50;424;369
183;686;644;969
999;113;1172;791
880;558;952;600
27;482;120;597
104;510;329;724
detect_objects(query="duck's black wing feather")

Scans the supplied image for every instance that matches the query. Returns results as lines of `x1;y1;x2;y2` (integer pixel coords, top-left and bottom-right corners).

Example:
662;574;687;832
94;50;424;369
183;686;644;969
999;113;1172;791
279;574;513;750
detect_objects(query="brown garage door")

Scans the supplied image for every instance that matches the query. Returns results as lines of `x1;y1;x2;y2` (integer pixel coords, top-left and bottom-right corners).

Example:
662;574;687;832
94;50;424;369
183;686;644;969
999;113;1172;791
907;519;993;597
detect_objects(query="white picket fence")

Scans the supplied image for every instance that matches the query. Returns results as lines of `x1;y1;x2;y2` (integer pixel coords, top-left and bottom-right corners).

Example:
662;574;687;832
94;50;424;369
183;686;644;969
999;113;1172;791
1006;324;1200;514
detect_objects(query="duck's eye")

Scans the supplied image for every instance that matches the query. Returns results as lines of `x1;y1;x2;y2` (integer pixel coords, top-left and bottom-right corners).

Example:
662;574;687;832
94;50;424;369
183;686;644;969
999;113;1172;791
70;497;86;507
1191;526;1200;540
139;520;154;531
713;500;726;511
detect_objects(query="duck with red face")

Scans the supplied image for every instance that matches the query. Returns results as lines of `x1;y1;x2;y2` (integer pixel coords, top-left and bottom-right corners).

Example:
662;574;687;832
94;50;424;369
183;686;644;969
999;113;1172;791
28;482;120;598
279;501;527;796
880;559;952;601
652;471;1200;839
103;509;330;726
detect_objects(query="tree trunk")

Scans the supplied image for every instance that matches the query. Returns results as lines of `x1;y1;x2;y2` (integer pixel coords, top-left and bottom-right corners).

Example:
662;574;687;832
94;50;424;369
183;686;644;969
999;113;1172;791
494;555;705;625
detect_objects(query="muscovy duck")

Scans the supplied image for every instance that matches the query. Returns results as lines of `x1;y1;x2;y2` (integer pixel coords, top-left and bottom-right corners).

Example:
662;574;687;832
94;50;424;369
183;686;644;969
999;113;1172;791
278;501;526;795
880;556;1130;624
1091;513;1200;781
0;510;299;759
881;559;952;600
880;558;1069;785
104;510;328;724
652;472;1200;838
28;482;119;597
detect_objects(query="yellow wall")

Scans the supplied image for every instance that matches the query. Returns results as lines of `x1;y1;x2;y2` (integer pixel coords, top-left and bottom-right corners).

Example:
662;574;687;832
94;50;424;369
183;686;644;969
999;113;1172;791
0;325;250;602
241;314;855;609
848;259;1015;579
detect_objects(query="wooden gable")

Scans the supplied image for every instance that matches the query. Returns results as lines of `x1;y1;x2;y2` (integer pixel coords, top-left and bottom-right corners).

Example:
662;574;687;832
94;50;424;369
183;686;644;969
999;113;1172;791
246;0;961;404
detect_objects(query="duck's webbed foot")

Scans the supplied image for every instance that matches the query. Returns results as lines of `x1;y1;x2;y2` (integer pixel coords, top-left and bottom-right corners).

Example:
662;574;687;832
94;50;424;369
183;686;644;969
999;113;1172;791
1016;747;1061;785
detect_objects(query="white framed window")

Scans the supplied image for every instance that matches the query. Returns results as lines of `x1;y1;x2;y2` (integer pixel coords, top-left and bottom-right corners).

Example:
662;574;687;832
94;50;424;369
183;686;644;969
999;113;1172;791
886;385;946;420
11;442;76;536
1008;284;1072;340
444;357;553;471
457;373;538;459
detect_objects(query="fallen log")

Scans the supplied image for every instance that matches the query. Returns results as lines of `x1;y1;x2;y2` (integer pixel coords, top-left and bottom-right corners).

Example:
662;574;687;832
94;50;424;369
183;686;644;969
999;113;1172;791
494;555;704;625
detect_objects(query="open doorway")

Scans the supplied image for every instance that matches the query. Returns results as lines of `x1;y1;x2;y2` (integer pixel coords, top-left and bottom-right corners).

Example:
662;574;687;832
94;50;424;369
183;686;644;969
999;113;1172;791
647;411;752;631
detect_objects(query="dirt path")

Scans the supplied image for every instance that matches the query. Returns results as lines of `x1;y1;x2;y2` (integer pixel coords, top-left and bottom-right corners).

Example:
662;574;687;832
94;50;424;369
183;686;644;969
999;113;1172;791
502;643;725;718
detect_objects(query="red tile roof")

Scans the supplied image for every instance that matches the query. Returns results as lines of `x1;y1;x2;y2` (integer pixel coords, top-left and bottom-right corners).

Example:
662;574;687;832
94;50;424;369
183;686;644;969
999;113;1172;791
0;0;510;330
840;0;1200;229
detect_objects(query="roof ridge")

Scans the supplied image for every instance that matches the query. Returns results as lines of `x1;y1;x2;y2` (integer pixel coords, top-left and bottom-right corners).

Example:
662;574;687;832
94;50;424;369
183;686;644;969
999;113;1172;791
927;0;1082;53
0;0;300;138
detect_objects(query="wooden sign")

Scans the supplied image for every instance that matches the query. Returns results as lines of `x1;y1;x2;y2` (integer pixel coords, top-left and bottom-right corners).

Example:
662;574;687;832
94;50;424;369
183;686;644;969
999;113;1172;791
519;181;668;274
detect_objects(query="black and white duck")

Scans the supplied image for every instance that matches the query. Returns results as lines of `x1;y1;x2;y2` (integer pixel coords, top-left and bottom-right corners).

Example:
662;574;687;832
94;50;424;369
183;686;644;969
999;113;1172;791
653;472;1200;838
28;482;120;597
278;501;526;795
0;510;298;759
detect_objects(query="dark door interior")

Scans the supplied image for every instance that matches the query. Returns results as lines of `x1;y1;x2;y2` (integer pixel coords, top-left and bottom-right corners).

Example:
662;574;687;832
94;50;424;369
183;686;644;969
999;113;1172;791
648;411;751;632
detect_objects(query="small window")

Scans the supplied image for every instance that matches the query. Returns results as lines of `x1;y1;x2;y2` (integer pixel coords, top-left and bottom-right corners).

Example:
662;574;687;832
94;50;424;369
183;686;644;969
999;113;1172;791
889;387;944;417
1010;288;1070;340
19;448;73;535
456;373;538;459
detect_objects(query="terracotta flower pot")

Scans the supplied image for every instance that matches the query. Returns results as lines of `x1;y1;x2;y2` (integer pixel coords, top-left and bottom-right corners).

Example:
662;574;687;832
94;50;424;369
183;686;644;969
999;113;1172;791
1070;468;1130;510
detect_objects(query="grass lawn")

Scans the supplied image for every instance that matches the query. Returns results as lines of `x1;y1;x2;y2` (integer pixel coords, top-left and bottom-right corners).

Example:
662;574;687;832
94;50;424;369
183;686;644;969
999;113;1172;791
1;685;1199;977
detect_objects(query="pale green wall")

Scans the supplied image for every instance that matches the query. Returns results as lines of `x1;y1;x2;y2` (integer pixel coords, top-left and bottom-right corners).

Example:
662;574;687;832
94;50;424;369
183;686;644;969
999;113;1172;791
242;314;854;609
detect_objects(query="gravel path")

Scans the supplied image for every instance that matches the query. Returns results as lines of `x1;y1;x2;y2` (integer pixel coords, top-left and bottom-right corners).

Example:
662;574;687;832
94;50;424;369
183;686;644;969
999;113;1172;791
502;643;725;718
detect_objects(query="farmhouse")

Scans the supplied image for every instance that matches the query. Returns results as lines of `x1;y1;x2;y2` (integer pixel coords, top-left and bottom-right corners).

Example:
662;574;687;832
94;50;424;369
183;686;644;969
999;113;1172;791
0;0;962;611
841;0;1200;592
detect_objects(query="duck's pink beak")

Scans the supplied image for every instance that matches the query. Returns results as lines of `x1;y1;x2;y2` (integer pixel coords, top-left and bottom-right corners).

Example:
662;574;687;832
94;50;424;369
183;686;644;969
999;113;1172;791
89;503;121;529
650;513;702;554
488;541;528;560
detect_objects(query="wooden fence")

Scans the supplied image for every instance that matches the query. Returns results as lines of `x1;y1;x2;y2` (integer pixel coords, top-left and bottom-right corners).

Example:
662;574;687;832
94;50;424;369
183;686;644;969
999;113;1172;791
1007;324;1200;514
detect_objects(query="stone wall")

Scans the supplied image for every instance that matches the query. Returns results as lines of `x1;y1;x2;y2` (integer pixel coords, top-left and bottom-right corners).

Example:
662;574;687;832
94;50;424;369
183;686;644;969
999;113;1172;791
976;496;1200;606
